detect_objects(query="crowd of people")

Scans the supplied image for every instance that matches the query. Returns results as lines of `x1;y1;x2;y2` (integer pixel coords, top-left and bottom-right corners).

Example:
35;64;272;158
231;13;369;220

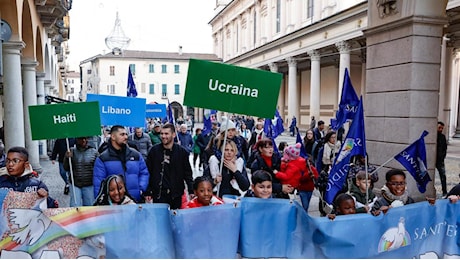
0;114;458;219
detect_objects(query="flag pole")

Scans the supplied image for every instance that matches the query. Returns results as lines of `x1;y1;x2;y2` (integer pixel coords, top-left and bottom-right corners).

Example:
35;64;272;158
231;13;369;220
365;156;369;207
218;112;229;185
369;156;395;176
66;138;77;207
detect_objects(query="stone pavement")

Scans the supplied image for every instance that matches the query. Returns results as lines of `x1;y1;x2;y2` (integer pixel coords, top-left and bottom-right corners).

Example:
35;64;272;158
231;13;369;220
38;131;460;215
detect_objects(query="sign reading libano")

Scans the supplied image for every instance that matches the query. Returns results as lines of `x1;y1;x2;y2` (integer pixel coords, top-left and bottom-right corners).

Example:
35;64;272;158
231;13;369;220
53;113;77;124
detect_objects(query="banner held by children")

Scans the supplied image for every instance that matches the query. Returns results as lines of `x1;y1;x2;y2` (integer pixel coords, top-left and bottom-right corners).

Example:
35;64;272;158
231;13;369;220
28;102;101;140
183;59;282;118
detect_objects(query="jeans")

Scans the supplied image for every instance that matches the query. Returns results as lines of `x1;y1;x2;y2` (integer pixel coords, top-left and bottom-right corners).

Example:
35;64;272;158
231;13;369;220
69;185;95;207
58;162;69;185
299;191;313;212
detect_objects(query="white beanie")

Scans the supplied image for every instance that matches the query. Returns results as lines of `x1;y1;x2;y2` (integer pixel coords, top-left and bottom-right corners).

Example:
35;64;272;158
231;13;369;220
220;116;236;132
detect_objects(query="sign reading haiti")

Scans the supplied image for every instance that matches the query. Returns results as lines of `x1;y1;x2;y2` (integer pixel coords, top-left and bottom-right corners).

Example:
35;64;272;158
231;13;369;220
184;59;282;118
28;102;101;140
86;94;146;127
146;104;167;118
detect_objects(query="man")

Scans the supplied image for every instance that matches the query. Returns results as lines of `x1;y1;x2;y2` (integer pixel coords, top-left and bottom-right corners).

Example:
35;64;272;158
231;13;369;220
51;138;75;195
149;122;162;146
145;123;194;209
185;115;193;133
177;124;194;154
313;120;325;142
93;125;150;202
436;121;448;196
310;116;316;130
63;137;99;206
129;127;153;160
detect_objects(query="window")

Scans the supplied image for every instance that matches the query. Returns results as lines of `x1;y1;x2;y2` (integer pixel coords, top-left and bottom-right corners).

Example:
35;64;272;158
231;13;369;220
174;65;180;74
129;64;136;75
276;0;281;33
161;84;167;96
307;0;313;18
149;84;155;94
87;69;92;74
161;64;167;73
149;64;154;73
141;83;146;93
109;66;115;76
174;84;180;95
109;84;115;94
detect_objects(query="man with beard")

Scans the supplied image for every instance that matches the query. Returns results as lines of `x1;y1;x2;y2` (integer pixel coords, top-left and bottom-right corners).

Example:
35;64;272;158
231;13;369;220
93;125;150;203
145;123;194;209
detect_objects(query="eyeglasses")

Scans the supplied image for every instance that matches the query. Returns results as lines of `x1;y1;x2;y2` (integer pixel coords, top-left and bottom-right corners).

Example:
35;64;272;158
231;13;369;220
6;158;25;165
387;182;406;187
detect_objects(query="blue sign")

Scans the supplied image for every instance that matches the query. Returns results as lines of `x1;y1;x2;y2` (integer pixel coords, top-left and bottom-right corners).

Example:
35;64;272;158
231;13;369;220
86;94;146;127
146;104;167;118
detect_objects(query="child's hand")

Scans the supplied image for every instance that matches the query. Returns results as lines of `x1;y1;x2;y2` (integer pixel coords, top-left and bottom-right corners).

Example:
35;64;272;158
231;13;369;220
327;213;336;220
282;184;294;194
426;196;436;205
37;188;48;198
448;195;459;203
273;169;278;174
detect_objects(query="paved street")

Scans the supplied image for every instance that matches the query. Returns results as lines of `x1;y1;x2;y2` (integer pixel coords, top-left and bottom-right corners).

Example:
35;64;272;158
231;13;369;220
39;128;460;216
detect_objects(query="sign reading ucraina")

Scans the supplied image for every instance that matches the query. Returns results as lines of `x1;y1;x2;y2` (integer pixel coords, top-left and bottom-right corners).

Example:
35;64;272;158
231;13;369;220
184;59;282;118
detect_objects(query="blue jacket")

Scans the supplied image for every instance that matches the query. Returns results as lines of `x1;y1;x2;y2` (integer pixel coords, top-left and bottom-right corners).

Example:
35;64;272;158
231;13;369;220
177;132;194;153
0;172;58;208
93;142;149;202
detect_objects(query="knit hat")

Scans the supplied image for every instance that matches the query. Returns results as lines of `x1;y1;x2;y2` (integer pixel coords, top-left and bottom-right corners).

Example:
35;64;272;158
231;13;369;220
219;116;236;132
283;143;302;161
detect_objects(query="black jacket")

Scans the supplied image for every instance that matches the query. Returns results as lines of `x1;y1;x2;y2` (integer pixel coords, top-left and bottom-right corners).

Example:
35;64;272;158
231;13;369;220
146;143;194;199
249;152;286;198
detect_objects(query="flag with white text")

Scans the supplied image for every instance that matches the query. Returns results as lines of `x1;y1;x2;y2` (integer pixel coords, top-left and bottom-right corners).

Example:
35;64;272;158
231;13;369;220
394;130;431;193
325;97;366;204
331;68;359;131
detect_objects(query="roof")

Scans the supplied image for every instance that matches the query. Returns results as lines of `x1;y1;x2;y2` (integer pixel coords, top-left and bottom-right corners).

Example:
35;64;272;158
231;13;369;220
80;50;220;64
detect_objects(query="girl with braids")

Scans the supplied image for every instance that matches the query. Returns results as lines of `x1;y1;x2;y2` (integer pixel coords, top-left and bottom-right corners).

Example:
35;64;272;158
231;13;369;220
94;175;136;206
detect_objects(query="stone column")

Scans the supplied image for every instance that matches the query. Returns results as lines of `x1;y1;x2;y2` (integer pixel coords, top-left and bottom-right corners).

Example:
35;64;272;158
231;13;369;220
364;0;449;200
308;50;321;121
269;62;284;119
286;57;298;123
451;51;460;138
335;41;351;103
36;73;48;159
3;41;25;149
22;60;42;173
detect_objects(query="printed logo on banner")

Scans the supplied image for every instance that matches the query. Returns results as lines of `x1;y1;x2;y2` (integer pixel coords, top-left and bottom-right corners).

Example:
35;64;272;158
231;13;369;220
378;217;411;252
145;104;167;118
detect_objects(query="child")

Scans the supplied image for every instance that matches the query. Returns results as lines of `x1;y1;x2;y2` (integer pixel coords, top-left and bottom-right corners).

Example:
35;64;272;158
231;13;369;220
371;169;415;216
273;143;308;191
350;171;377;213
327;193;357;220
278;142;288;158
298;156;318;212
185;176;224;208
0;146;58;208
245;170;274;199
94;175;136;206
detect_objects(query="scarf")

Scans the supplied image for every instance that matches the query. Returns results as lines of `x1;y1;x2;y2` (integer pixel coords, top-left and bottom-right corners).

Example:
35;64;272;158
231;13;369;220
261;154;273;168
381;185;410;204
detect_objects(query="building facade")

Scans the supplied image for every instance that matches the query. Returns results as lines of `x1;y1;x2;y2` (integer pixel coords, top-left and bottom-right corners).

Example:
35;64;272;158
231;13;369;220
209;0;459;199
0;0;72;172
80;49;220;121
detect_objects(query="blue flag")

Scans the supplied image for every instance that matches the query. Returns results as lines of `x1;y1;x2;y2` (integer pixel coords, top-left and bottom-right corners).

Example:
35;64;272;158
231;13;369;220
296;127;308;159
202;109;217;135
394;130;431;193
167;99;175;125
127;66;138;97
274;109;285;137
325;97;366;204
331;68;359;131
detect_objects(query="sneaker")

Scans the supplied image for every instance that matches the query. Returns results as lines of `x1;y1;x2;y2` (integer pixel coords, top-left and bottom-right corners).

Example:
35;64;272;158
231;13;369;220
64;184;70;195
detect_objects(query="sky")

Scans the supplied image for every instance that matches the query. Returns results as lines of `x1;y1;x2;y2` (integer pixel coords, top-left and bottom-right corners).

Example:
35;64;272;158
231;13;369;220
67;0;216;71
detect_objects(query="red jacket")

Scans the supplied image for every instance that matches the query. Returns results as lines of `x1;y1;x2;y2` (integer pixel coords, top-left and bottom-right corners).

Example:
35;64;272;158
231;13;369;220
276;157;317;189
298;160;318;192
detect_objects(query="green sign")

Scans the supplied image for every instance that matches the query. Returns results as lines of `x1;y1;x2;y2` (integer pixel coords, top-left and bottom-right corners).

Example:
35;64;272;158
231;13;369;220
184;59;282;118
28;102;101;140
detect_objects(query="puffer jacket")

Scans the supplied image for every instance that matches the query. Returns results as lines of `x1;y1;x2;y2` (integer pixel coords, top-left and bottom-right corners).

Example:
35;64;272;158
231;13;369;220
129;132;153;160
63;145;99;188
93;142;149;202
0;171;58;208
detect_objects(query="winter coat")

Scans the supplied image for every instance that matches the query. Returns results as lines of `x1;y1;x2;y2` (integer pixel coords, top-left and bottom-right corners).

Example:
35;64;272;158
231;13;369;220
250;152;287;198
148;131;161;146
298;160;318;192
276;157;310;188
0;171;58;208
93;142;149;202
209;156;250;197
51;138;75;163
146;143;194;199
63;145;99;188
129;132;153;160
177;132;194;153
185;195;224;208
192;135;201;154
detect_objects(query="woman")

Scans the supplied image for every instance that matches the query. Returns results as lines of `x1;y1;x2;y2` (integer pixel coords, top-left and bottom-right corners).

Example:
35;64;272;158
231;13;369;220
303;129;315;157
250;139;294;198
209;140;250;198
238;122;252;143
322;131;340;172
